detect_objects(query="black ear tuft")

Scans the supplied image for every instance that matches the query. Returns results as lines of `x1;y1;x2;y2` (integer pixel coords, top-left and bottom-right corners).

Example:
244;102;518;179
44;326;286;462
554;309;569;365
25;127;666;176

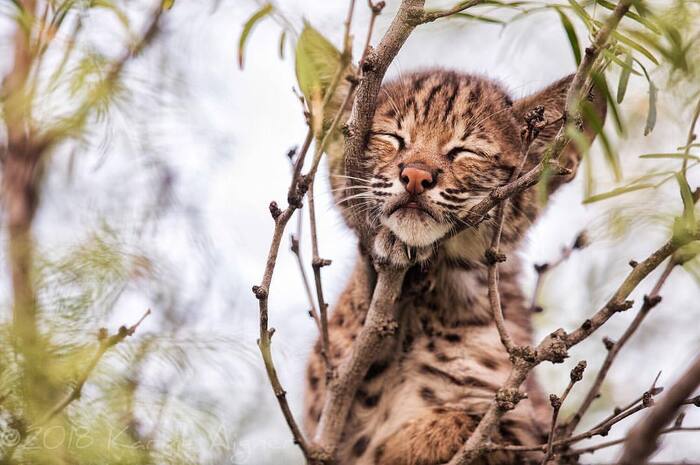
512;74;607;192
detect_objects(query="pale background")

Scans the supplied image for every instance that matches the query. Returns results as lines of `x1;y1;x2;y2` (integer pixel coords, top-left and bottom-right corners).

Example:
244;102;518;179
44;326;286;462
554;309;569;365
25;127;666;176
1;0;699;463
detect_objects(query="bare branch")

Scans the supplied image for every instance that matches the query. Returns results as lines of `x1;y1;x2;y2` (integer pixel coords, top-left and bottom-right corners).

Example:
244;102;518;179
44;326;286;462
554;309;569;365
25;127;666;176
487;106;547;355
563;259;677;436
308;181;334;381
541;361;587;464
343;0;427;246
530;231;587;312
313;265;408;456
1;310;151;463
681;98;700;176
619;355;700;465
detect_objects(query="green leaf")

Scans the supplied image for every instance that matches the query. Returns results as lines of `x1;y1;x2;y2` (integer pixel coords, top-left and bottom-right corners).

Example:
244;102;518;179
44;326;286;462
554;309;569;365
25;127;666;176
616;51;633;103
593;0;660;34
454;12;506;24
640;153;700;161
644;73;657;136
295;23;342;135
675;241;700;264
238;3;274;69
677;143;700;151
612;30;659;65
583;183;654;204
555;8;581;65
580;100;621;180
162;0;175;9
672;172;697;246
591;71;624;135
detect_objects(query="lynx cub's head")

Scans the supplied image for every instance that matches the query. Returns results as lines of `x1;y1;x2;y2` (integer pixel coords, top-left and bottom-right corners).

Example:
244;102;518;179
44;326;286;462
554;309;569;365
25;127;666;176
333;69;605;250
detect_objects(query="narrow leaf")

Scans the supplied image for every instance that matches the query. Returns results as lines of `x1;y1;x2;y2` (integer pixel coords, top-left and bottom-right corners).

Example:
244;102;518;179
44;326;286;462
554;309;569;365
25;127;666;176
678;172;696;227
581;101;621;180
583;184;654;204
555;8;581;65
613;30;659;65
616;51;633;103
238;3;274;69
591;71;625;135
640;153;700;161
644;77;657;136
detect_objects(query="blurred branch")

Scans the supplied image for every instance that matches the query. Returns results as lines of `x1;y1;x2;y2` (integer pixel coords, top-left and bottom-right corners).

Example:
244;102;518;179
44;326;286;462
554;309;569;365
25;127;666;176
681;97;700;176
619;354;700;465
38;309;151;427
0;310;151;465
530;231;587;313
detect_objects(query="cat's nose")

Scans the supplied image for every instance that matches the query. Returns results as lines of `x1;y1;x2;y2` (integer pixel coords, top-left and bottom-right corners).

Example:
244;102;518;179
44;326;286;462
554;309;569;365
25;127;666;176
400;165;435;195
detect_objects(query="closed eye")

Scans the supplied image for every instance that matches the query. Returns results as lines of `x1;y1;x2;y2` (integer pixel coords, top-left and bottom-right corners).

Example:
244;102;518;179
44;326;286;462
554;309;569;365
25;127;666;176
372;132;406;151
446;147;488;161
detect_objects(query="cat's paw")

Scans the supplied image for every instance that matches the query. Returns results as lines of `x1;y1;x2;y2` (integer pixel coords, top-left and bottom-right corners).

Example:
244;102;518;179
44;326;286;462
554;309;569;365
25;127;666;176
372;228;433;267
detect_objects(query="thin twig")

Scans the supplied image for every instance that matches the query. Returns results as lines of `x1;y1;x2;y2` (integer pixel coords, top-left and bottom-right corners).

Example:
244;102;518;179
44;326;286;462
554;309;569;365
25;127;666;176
563;259;677;437
0;310;151;464
566;426;700;458
313;265;408;456
287;153;321;330
308;181;334;381
619;354;700;465
541;361;587;464
253;5;363;456
487;106;546;355
421;0;484;23
681;97;700;176
530;231;588;312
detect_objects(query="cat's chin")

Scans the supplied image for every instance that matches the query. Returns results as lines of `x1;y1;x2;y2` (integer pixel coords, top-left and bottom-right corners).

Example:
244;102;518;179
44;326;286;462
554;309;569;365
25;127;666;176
381;211;450;247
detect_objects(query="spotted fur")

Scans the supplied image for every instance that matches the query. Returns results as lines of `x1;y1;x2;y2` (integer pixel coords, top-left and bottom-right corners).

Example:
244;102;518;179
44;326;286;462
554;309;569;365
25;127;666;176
305;69;606;464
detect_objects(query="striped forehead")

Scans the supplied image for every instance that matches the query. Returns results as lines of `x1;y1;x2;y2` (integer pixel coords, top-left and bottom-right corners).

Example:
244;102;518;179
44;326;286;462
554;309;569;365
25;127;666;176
375;71;513;144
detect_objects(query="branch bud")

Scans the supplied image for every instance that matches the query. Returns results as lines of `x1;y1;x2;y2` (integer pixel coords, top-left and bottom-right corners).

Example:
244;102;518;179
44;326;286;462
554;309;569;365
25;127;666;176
643;294;662;309
496;388;525;411
269;201;282;220
252;285;268;300
570;360;587;383
603;337;615;351
610;300;634;312
485;248;507;265
549;393;562;409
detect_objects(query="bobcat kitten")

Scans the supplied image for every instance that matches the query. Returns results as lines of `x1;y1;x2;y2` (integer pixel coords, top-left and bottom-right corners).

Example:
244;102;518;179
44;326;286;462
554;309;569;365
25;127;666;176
304;69;605;465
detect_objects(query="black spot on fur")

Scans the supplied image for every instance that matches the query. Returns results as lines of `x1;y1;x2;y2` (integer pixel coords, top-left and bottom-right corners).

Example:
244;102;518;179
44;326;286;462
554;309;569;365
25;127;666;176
365;360;389;381
444;333;462;343
352;435;370;457
364;393;381;408
420;386;438;403
309;374;319;390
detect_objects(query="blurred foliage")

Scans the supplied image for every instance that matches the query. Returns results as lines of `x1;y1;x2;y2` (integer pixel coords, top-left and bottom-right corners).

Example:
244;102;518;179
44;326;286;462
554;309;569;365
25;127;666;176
0;1;255;465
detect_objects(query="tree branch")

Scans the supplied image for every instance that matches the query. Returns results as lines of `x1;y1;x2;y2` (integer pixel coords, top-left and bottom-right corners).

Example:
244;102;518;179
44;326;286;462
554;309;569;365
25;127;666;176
562;259;677;437
618;354;700;465
313;265;407;456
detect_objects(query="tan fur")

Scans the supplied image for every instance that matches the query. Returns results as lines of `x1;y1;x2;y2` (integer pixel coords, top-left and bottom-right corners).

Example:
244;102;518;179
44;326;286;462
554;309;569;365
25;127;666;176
305;69;606;464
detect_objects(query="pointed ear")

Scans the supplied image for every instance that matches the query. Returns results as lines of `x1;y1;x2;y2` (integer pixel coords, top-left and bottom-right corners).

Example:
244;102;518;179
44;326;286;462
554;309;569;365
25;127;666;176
512;74;607;191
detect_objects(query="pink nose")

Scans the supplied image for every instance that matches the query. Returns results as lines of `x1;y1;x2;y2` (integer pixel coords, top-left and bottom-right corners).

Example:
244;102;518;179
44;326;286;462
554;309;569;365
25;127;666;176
400;166;434;194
